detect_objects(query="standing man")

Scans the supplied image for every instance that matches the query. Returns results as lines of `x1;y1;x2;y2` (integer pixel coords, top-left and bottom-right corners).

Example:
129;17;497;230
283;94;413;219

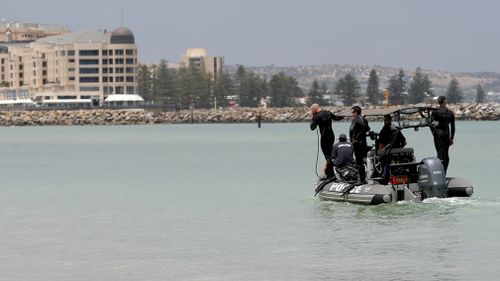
431;96;455;173
349;106;370;183
310;103;344;179
256;107;262;128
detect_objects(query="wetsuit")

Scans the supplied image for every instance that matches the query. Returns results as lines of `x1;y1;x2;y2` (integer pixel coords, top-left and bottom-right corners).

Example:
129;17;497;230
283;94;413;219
378;124;406;177
350;115;370;182
379;124;406;149
331;141;354;168
431;106;455;173
310;110;344;178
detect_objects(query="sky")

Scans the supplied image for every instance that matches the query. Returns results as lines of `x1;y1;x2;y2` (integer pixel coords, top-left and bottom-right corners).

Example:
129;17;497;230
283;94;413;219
3;0;500;72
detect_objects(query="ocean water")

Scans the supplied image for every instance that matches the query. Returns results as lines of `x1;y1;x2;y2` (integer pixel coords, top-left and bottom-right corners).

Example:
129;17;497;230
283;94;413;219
0;121;499;281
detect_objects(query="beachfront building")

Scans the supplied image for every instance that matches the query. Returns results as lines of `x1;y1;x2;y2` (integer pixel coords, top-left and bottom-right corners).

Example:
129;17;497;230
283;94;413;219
180;48;223;80
0;20;69;43
0;26;142;107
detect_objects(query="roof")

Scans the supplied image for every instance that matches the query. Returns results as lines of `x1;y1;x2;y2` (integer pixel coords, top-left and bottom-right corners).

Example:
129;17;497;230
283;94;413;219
105;94;144;102
110;27;135;44
0;20;69;33
35;30;109;45
0;99;35;105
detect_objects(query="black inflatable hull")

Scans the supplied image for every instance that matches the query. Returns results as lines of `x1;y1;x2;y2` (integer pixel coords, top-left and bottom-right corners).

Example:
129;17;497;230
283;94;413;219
316;177;473;205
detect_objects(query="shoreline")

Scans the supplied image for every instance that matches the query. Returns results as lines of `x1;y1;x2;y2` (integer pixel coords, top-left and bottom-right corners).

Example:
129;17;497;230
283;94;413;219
0;103;498;126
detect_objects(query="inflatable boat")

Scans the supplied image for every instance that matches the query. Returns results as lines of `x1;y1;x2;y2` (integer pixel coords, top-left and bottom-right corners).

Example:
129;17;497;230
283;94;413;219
315;107;474;205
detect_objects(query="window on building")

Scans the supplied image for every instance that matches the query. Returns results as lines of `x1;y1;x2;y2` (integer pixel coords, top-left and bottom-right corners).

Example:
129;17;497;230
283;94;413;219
126;49;135;55
79;68;99;74
126;58;134;64
80;86;100;92
19;64;24;70
79;59;99;65
127;86;135;94
42;61;47;67
102;50;108;56
116;76;124;82
79;77;99;83
115;67;124;73
115;86;124;94
102;59;108;65
79;50;99;56
68;50;75;56
126;76;134;82
68;68;75;72
126;67;134;73
19;73;23;78
103;77;108;82
69;77;75;81
115;58;124;64
108;50;113;56
104;86;113;94
42;70;47;76
58;96;78;100
115;49;124;55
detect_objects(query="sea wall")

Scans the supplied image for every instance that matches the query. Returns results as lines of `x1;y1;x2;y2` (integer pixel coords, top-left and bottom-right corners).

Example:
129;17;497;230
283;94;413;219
0;103;498;126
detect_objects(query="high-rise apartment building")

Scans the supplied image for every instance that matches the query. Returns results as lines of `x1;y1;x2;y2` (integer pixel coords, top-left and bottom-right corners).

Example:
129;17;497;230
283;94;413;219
0;26;141;106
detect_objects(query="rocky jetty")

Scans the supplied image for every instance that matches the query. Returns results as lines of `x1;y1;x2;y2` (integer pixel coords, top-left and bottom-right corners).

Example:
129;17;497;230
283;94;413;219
0;103;498;126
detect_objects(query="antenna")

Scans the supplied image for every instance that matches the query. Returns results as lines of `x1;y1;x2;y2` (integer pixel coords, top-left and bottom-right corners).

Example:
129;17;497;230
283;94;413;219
121;10;124;26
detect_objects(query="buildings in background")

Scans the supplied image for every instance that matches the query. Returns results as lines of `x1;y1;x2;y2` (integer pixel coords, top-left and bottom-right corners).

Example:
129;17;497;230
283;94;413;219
0;23;141;107
181;48;223;80
0;19;69;43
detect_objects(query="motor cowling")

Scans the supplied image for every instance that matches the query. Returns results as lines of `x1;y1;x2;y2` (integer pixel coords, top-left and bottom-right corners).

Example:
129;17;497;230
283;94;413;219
418;157;447;199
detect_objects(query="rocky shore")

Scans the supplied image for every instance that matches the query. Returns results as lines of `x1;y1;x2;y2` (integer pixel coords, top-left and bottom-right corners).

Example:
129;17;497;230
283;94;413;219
0;103;498;126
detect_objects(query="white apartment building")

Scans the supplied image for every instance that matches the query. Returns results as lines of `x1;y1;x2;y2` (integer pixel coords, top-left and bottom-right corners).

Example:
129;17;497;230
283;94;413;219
0;26;141;106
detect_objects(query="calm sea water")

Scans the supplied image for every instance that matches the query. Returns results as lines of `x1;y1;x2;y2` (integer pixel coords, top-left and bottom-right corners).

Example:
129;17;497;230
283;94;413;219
0;121;499;281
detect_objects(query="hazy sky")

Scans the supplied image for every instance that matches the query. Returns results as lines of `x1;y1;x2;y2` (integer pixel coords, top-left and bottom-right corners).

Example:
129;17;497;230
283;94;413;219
3;0;500;72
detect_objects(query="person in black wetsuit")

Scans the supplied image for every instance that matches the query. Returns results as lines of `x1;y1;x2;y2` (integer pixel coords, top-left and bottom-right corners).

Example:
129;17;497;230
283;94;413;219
310;103;344;179
431;96;455;173
349;106;370;183
378;114;406;150
378;114;406;177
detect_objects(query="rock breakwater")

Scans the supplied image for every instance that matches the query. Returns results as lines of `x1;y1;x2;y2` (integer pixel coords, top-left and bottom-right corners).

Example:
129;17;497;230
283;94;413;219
0;103;498;126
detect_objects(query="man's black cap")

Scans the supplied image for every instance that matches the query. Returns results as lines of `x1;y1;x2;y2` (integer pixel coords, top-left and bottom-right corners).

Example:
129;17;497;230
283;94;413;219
438;96;446;103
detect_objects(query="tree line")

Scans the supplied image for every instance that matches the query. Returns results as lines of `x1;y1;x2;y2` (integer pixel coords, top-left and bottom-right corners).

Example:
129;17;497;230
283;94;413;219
138;60;303;109
309;67;487;105
138;61;488;109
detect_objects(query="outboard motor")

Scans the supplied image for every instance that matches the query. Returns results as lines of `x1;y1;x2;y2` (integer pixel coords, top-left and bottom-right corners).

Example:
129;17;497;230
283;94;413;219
418;157;447;199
